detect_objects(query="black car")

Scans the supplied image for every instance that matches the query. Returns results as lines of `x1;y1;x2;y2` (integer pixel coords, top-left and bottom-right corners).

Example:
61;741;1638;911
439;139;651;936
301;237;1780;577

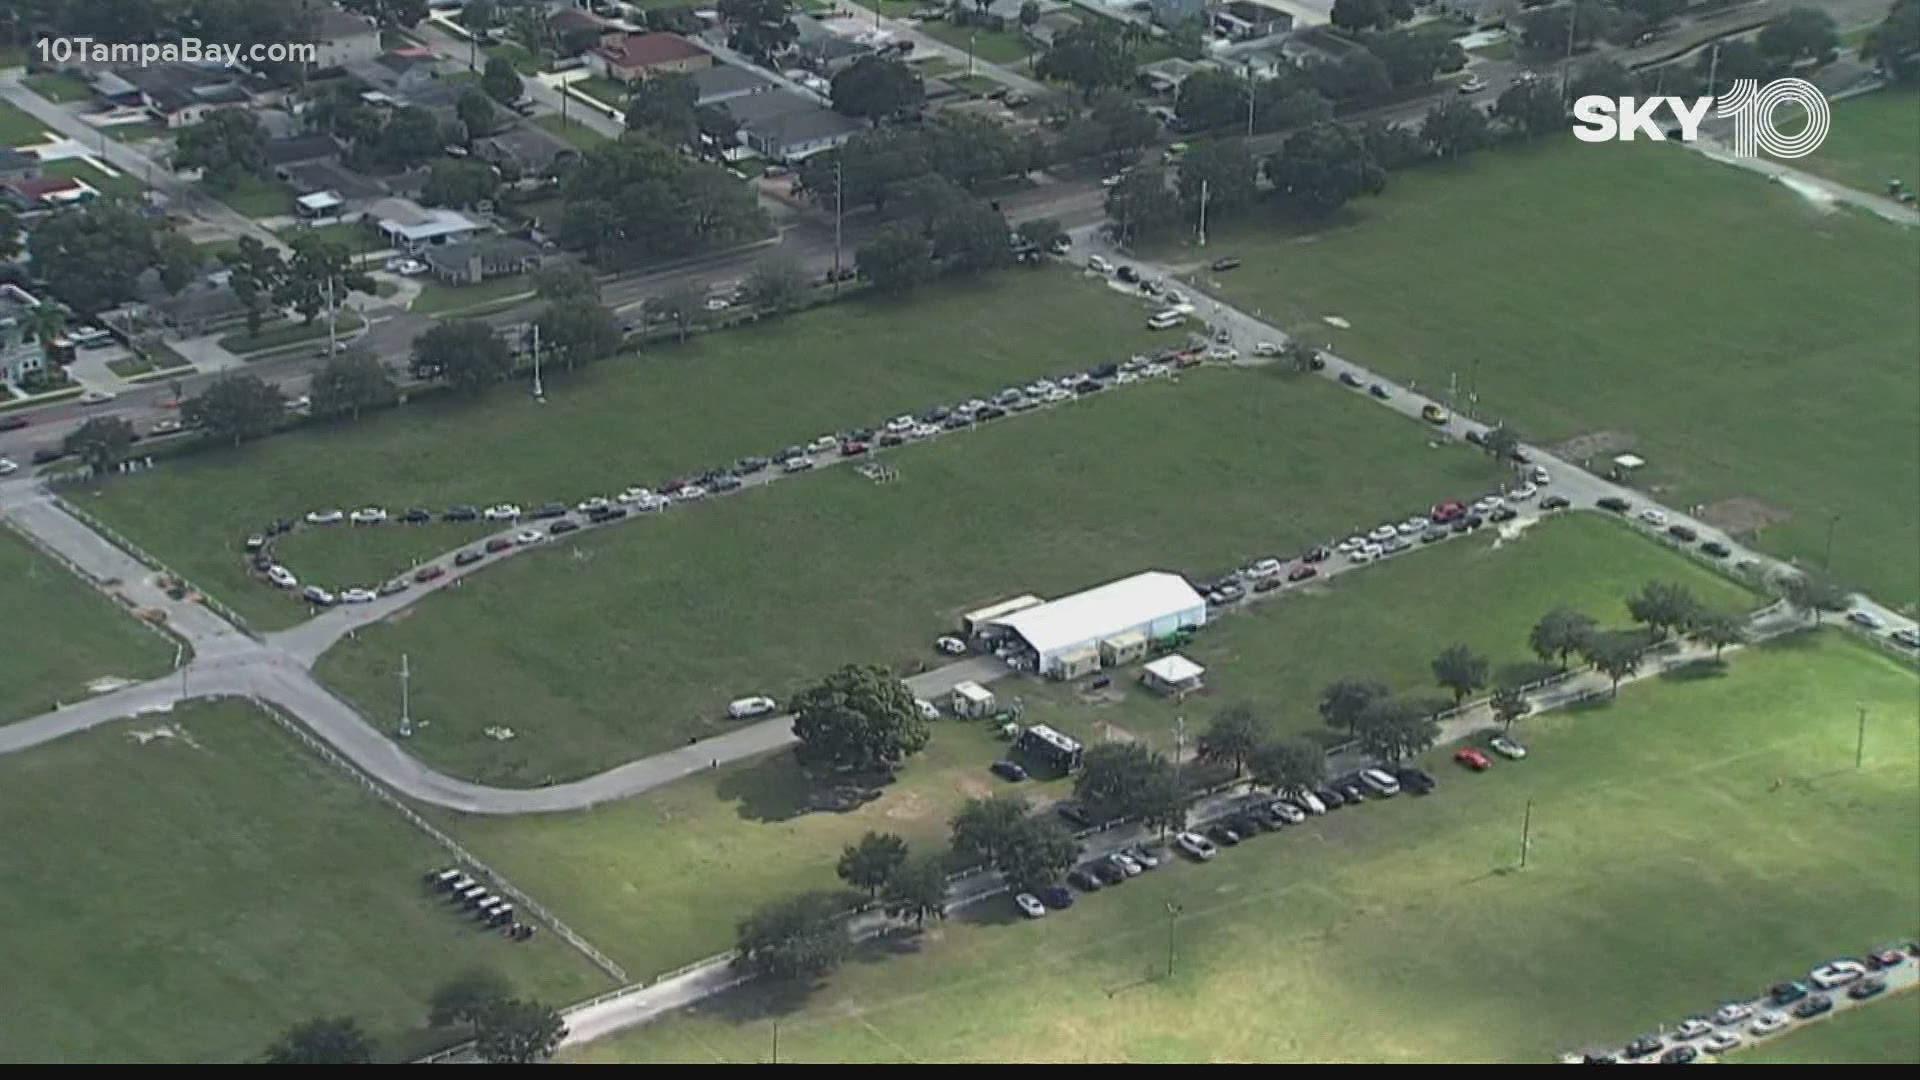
1769;981;1810;1006
1068;868;1103;892
1208;823;1242;846
737;456;770;474
1336;781;1366;803
1667;524;1698;543
1039;885;1074;909
1232;814;1267;836
1302;545;1331;563
454;549;484;566
879;432;905;447
943;414;972;430
1368;383;1390;400
444;505;480;522
1489;506;1518;523
1075;378;1106;395
1540;494;1571;510
919;405;951;423
1055;801;1093;828
485;537;513;553
772;445;804;463
1622;1035;1663;1059
709;474;743;493
1394;766;1436;795
990;759;1028;782
251;553;273;571
1115;265;1139;283
1253;577;1284;594
1582;1053;1618;1065
1597;496;1631;513
1848;978;1887;1001
1210;256;1241;272
1659;1046;1697;1065
1339;372;1364;388
1463;513;1484;529
549;519;579;536
1792;993;1833;1018
1088;363;1119;380
1701;540;1731;558
1315;786;1345;809
531;502;567;519
1092;860;1128;885
1420;527;1448;543
976;405;1008;421
587;506;627;523
1139;279;1161;296
402;507;432;524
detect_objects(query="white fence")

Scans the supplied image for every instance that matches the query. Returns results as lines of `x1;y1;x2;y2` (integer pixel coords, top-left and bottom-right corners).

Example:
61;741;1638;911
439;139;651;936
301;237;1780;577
47;491;258;638
0;513;188;661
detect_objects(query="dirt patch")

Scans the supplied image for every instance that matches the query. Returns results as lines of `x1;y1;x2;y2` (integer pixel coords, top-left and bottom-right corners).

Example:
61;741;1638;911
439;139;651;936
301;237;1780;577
881;789;931;822
1076;685;1128;707
1697;497;1792;539
384;606;419;625
126;722;202;749
1550;430;1636;465
953;775;992;800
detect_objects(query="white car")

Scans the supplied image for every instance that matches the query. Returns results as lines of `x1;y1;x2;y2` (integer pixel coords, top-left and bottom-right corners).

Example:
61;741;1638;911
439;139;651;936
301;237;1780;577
1244;557;1283;580
286;395;312;412
1395;520;1422;536
1489;734;1527;760
1711;1002;1753;1026
617;487;651;504
267;565;298;589
484;504;521;522
1702;1031;1741;1054
1363;542;1384;559
1174;831;1217;860
1100;174;1124;187
1114;371;1139;385
575;496;610;514
634;493;669;512
911;422;940;439
1044;388;1071;403
302;585;336;606
305;509;344;525
1206;345;1238;361
1749;1012;1788;1036
1127;846;1160;869
807;435;838;453
1674;1018;1713;1040
1348;547;1376;564
1253;342;1280;357
674;484;706;501
935;635;967;655
1847;610;1886;630
703;296;731;311
885;415;914;434
514;530;543;545
1529;465;1551;485
782;455;814;473
78;389;116;405
340;587;377;604
727;695;778;720
1014;892;1047;918
914;698;939;720
1809;959;1867;988
1367;524;1396;542
1296;791;1327;815
1087;255;1113;273
1337;536;1364;553
0;457;16;476
1638;508;1668;526
1269;799;1306;824
1459;76;1487;94
1508;483;1538;501
349;507;387;525
149;419;183;435
1472;495;1502;514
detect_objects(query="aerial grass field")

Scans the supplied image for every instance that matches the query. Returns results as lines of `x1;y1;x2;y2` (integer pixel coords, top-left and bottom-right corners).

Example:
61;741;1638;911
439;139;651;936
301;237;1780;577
563;634;1919;1063
1193;138;1920;611
0;700;607;1063
1736;990;1920;1063
1771;87;1920;196
0;99;48;145
0;529;173;724
434;514;1751;981
315;367;1504;783
75;271;1170;629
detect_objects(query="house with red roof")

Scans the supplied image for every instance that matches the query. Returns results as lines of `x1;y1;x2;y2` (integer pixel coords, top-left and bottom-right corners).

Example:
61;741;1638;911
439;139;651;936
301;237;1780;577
587;31;712;85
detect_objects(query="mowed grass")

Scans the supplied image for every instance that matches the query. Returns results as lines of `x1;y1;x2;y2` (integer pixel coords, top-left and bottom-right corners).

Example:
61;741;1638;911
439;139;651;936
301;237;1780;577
0;529;173;723
0;700;608;1063
0;99;49;145
77;272;1169;629
1737;991;1920;1063
316;368;1504;784
430;513;1754;981
565;635;1919;1063
1772;88;1920;196
1199;138;1920;609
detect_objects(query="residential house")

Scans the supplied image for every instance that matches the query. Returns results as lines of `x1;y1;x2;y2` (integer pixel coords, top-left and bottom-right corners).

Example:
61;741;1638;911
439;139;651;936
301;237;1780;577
475;125;580;179
1213;0;1294;41
116;63;252;128
1;175;91;212
0;148;40;184
309;7;384;69
1026;11;1085;49
790;15;874;74
588;32;713;84
1147;0;1210;25
264;134;343;170
692;62;774;106
368;196;486;252
423;236;543;285
549;7;613;58
725;89;864;163
137;270;250;335
0;284;49;384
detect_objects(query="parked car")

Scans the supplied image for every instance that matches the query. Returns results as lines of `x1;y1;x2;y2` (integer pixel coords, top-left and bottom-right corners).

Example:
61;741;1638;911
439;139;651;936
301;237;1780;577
936;635;967;655
1489;734;1527;760
1068;867;1104;891
1039;885;1074;909
1702;1031;1741;1054
1621;1034;1663;1059
1314;786;1345;810
1791;994;1833;1019
1267;800;1306;825
301;585;336;607
266;565;298;589
1421;403;1448;424
1667;524;1699;542
1339;371;1364;388
1711;1002;1753;1026
304;509;344;525
1540;494;1571;510
340;587;377;604
1768;981;1810;1006
1847;978;1887;1000
1809;959;1867;988
1108;852;1143;877
1847;610;1886;630
444;505;481;522
727;696;778;720
401;507;431;524
350;506;387;525
549;519;579;535
1749;1011;1789;1035
1014;892;1047;919
1454;748;1492;771
454;550;483;566
485;537;513;553
1395;765;1437;794
1701;540;1731;558
1368;383;1390;399
1674;1017;1713;1040
1359;767;1400;796
1209;256;1241;271
990;759;1028;782
1126;846;1160;870
414;565;446;583
1287;563;1319;582
1175;831;1217;860
1207;823;1242;847
1597;496;1631;513
1659;1046;1697;1065
1867;947;1906;970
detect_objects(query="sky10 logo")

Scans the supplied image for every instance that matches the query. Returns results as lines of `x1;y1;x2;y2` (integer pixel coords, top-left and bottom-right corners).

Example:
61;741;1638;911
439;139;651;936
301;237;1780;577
1571;78;1831;160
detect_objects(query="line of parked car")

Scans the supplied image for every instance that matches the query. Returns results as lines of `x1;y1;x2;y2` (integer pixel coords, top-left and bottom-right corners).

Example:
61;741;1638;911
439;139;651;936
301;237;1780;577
1578;945;1914;1063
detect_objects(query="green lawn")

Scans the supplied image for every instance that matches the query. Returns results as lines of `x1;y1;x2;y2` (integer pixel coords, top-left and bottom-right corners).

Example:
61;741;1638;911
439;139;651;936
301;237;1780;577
216;312;366;354
1197;138;1920;610
918;23;1034;70
410;272;536;315
40;156;142;199
22;71;95;102
106;355;156;378
531;112;608;152
276;220;375;253
0;99;49;145
0;529;174;723
1773;87;1920;196
0;700;608;1062
80;272;1165;631
214;173;295;218
314;365;1505;784
570;75;630;111
1737;991;1920;1063
565;634;1919;1062
484;41;546;76
429;512;1756;981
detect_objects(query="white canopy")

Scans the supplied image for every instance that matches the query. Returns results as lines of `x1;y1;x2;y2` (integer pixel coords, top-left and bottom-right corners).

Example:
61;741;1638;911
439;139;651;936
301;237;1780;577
1143;653;1205;685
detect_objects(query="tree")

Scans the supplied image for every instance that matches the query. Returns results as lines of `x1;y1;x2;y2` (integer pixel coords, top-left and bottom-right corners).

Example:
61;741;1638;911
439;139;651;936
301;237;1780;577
1530;607;1597;668
836;832;910;899
0;204;18;262
1088;90;1157;160
1420;99;1491;160
27;201;164;315
1758;7;1838;64
1196;702;1265;777
1431;643;1490;706
411;319;512;391
428;968;513;1033
1249;736;1327;798
223;236;287;338
1489;684;1532;731
473;999;566;1064
1037;20;1135;97
1176;68;1252;132
308;349;395;421
1696;39;1771;84
950;796;1028;865
534;297;621;372
719;0;799;63
263;1017;374;1064
743;255;808;312
932;198;1011;272
155;230;198;295
1331;0;1413;32
274;233;374;325
1569;58;1640;101
1177;138;1260;218
1493;80;1567;138
421;157;500;208
1074;742;1181;826
1019;1;1041;34
736;891;849;981
453;87;496;141
1103;167;1182;244
1583;633;1643;697
1311;50;1394;105
995;817;1081;894
1319;677;1389;736
790;664;930;774
173;108;267;191
832;55;924;120
1693;610;1747;661
1266;122;1386;218
184;373;285;447
1481;425;1520;461
1776;570;1849;624
1626;581;1700;641
481;55;523;104
1355;697;1439;763
1520;5;1600;52
625;72;699;145
1014;216;1067;252
1364;29;1464;91
353;105;442;171
881;853;949;928
856;224;934;296
1863;0;1920;82
647;281;704;342
460;0;497;29
64;415;134;475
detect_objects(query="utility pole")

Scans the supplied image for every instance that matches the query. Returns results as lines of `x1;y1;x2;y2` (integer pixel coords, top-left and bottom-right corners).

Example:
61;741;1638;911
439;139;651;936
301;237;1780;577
1560;6;1579;105
1245;66;1256;139
1520;798;1534;868
1855;705;1867;769
399;653;413;738
324;273;337;358
1196;178;1209;248
530;322;544;400
1823;513;1840;571
969;33;977;77
1164;901;1182;979
771;1020;780;1064
832;156;844;293
1706;44;1722;100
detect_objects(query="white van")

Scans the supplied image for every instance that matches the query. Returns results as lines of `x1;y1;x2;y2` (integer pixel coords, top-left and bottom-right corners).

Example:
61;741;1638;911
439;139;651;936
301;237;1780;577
1146;310;1183;330
1360;767;1400;796
1087;255;1113;274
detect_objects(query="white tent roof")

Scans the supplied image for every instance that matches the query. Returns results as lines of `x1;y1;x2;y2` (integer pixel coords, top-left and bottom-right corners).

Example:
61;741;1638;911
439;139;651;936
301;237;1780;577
1144;653;1205;684
990;571;1203;657
952;680;994;703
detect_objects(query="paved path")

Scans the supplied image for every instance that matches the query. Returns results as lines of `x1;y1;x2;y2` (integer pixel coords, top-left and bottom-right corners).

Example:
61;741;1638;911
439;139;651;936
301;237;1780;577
833;3;1048;97
1688;136;1920;226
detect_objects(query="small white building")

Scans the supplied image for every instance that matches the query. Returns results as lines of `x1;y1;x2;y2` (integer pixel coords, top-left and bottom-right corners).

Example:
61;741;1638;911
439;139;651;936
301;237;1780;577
369;197;485;252
309;8;383;70
988;571;1207;678
951;680;996;719
960;594;1044;638
294;190;344;219
1142;653;1206;697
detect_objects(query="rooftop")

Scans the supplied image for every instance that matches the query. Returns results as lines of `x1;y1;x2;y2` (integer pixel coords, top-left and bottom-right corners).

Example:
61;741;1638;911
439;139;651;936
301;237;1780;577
1143;653;1205;684
264;133;342;167
311;8;379;42
425;235;541;269
692;62;773;103
990;572;1205;658
595;32;709;69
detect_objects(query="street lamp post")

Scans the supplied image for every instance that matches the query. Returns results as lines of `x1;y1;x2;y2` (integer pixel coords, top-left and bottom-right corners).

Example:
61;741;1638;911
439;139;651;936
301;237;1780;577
398;652;413;738
969;34;977;77
529;323;544;400
1164;901;1183;979
1822;513;1840;571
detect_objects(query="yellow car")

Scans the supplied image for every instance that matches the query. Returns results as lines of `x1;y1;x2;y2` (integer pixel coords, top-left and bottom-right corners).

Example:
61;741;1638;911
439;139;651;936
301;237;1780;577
1422;404;1449;424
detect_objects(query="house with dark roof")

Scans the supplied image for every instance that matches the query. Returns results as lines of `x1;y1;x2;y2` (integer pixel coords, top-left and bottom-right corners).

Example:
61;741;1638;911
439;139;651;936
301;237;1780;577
264;134;343;169
549;7;613;57
725;89;864;163
476;125;579;178
309;7;383;69
0;148;39;183
1;284;50;384
693;63;774;106
588;32;712;84
791;15;875;73
116;63;252;128
424;236;543;285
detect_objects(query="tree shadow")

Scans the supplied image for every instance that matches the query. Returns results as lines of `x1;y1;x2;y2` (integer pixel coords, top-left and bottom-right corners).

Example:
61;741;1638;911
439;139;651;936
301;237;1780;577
1659;658;1730;683
712;751;813;824
702;971;830;1026
1496;660;1560;688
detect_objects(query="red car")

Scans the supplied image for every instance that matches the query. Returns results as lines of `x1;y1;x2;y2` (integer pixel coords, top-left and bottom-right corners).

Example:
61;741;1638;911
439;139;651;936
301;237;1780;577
1431;499;1466;523
413;565;445;583
839;440;869;456
485;537;512;553
1453;748;1492;771
1867;948;1906;970
1287;564;1319;582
